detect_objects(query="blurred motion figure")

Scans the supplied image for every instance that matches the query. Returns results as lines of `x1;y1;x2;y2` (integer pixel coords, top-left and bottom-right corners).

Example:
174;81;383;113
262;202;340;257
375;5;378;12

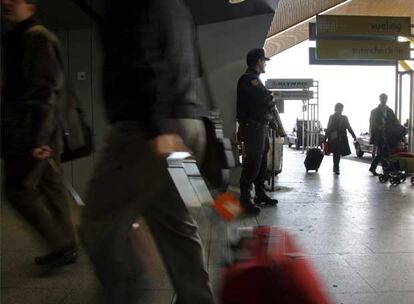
1;0;78;266
79;1;214;303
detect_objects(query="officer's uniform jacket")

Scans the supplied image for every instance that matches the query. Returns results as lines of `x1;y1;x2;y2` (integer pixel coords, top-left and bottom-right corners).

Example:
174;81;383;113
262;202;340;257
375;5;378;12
236;68;274;124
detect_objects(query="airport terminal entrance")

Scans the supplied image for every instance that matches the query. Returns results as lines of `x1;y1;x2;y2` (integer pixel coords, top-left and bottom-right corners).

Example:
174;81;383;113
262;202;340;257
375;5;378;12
266;78;320;153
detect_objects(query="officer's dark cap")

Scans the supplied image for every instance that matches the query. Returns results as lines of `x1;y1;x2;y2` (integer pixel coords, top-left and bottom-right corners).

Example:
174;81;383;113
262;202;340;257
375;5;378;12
246;48;270;67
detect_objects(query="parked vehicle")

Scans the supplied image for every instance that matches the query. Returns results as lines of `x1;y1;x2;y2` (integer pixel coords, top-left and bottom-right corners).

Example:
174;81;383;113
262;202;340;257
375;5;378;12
354;132;376;158
354;129;409;158
287;119;324;149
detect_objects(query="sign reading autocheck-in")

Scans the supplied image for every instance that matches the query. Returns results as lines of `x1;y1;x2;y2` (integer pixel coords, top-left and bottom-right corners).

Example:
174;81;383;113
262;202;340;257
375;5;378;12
316;40;410;60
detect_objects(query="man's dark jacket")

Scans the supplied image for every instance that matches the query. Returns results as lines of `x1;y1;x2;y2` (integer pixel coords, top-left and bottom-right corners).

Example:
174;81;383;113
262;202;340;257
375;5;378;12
101;0;203;138
1;18;64;158
369;105;398;144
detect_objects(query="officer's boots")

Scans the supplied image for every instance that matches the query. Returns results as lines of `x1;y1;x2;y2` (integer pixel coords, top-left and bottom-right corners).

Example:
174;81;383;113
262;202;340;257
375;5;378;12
240;190;261;215
254;188;278;206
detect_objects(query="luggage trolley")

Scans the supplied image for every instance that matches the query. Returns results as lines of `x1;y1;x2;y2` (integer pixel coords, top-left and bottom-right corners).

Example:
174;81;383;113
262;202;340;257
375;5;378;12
377;130;413;186
303;81;324;173
378;150;414;186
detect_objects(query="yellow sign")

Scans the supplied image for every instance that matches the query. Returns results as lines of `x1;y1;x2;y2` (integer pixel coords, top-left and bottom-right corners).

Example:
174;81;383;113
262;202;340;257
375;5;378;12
317;15;411;37
316;40;411;60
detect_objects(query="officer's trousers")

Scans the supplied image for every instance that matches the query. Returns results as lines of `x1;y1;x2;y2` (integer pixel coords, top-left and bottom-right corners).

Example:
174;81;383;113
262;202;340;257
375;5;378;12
239;121;269;201
4;156;77;252
79;120;214;304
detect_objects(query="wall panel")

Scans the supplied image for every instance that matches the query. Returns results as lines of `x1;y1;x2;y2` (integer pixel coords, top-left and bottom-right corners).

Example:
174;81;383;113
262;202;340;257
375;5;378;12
55;30;74;185
67;29;94;198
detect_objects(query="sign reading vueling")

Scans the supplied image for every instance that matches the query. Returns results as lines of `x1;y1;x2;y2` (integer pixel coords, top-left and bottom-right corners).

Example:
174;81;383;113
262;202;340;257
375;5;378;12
317;40;410;60
317;15;411;37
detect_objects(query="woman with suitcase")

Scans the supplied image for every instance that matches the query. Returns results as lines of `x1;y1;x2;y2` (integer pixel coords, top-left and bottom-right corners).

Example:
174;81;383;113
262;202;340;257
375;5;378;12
324;103;357;175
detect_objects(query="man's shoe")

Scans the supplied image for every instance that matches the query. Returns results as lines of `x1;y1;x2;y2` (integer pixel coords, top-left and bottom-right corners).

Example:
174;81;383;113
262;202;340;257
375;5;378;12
369;169;379;176
254;194;278;206
334;171;340;176
241;201;261;215
35;248;78;266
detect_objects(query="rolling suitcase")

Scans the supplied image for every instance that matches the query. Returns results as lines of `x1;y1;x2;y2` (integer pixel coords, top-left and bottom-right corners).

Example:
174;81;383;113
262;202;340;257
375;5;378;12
304;148;324;172
221;226;332;304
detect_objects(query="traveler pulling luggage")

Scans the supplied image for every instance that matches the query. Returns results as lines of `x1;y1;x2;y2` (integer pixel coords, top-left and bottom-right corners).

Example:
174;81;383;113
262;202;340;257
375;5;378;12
221;226;332;304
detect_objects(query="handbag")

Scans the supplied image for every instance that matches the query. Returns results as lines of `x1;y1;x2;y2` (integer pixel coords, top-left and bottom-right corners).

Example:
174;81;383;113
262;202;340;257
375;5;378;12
61;107;94;163
322;142;330;155
58;68;94;163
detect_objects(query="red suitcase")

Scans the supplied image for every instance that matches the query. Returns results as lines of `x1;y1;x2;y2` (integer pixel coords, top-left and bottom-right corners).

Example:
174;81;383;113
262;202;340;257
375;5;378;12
221;226;331;304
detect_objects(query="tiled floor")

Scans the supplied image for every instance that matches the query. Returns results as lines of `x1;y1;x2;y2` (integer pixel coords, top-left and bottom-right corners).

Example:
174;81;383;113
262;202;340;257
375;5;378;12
1;147;414;303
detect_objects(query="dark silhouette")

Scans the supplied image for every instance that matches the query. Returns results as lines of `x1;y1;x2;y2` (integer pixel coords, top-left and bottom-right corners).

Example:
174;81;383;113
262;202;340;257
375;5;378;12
237;48;278;215
79;1;214;303
369;93;398;175
1;0;78;266
324;103;356;175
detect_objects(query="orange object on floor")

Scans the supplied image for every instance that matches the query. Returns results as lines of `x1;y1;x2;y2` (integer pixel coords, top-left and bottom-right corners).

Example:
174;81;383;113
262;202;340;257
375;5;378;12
212;192;244;221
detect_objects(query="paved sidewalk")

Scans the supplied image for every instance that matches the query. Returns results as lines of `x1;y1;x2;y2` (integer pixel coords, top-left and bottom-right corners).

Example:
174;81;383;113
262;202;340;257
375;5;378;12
1;147;414;303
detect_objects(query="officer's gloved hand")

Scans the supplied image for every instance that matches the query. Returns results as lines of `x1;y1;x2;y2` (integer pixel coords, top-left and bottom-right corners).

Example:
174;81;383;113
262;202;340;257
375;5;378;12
265;93;274;102
278;128;287;137
265;114;273;122
269;120;277;130
267;101;277;108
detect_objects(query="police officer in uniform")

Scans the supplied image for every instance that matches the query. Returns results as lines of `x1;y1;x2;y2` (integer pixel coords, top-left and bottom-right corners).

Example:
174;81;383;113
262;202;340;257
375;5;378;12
237;48;278;215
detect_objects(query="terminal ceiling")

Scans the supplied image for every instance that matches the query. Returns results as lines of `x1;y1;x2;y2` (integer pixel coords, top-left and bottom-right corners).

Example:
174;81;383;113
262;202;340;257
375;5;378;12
31;1;413;58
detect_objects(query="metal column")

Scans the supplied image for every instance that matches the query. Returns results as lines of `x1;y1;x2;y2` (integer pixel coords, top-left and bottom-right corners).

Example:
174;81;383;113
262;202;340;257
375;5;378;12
395;60;399;118
409;70;414;153
306;98;310;151
302;100;306;154
398;73;403;122
396;69;413;152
